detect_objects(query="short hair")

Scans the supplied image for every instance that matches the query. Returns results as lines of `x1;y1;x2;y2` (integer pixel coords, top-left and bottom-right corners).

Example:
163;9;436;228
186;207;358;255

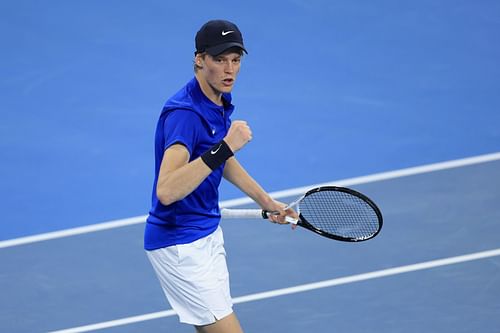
193;53;206;73
193;47;244;73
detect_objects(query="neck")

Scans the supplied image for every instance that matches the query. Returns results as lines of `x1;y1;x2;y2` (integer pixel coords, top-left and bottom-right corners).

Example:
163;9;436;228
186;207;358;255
195;74;223;106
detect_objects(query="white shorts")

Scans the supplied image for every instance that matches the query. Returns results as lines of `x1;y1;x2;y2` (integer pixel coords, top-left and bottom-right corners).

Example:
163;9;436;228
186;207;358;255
146;226;233;326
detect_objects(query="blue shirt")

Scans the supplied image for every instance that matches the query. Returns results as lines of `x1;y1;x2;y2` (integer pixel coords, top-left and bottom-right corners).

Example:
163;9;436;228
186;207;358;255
144;78;234;250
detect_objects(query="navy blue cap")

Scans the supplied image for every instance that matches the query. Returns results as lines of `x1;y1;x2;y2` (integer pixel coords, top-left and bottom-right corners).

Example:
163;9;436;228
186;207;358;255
195;20;248;56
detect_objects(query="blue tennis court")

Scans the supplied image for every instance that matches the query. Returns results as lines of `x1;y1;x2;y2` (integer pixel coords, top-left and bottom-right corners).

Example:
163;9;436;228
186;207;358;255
1;1;500;332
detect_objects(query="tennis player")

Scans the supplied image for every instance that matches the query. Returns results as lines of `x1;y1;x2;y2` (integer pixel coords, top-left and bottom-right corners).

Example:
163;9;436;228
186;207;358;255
145;20;297;333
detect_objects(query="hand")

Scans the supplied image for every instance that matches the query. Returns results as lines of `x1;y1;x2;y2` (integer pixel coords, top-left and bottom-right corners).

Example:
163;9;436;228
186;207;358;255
224;120;252;153
264;200;299;229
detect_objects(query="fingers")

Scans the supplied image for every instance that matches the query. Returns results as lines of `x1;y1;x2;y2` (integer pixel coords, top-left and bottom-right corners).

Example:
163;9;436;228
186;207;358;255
269;212;296;230
269;211;285;224
285;207;299;221
233;121;252;142
268;206;293;224
224;120;252;152
265;201;299;230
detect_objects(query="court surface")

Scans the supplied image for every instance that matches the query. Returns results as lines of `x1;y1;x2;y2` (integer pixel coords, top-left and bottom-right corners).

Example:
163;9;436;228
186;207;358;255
1;1;500;332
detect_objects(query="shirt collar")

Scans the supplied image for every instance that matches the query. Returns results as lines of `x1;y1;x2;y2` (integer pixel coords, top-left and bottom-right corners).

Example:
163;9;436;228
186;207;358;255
190;77;233;113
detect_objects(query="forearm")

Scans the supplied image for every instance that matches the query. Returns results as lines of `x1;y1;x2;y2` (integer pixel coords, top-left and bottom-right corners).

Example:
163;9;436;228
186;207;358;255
223;158;274;209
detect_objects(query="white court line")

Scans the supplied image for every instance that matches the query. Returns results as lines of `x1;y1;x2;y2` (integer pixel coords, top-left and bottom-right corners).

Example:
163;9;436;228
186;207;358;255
49;247;500;333
1;151;500;249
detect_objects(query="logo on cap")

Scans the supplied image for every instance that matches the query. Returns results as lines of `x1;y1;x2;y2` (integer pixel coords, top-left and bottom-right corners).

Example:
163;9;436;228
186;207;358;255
195;20;248;56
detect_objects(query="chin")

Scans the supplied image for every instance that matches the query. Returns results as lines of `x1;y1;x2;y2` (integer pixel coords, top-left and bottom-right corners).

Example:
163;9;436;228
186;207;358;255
220;86;234;93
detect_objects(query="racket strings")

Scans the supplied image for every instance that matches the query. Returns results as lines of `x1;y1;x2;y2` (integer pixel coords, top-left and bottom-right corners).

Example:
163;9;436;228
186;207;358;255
299;190;380;240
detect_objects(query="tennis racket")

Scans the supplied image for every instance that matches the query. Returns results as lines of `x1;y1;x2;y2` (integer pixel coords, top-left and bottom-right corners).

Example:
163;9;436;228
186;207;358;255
221;186;383;242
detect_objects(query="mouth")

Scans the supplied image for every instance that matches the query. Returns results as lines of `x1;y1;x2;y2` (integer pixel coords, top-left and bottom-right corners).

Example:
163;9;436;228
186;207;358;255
222;78;234;86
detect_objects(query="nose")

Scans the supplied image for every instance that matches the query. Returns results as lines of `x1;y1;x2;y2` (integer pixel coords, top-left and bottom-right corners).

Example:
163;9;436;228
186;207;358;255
224;61;234;74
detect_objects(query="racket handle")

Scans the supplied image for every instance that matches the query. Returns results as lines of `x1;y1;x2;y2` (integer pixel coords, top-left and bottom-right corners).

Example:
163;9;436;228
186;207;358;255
221;208;262;219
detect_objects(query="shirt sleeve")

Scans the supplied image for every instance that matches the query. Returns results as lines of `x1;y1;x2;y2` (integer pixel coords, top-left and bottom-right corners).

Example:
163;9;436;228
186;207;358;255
163;110;201;157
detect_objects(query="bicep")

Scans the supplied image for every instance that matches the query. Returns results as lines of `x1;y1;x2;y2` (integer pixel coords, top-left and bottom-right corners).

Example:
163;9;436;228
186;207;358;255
158;144;190;179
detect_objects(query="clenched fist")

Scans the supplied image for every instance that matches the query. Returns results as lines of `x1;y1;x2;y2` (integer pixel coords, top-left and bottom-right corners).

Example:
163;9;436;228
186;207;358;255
224;120;252;153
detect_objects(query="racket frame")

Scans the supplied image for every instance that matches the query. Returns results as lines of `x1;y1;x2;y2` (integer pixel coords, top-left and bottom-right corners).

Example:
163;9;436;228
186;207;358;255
295;186;383;242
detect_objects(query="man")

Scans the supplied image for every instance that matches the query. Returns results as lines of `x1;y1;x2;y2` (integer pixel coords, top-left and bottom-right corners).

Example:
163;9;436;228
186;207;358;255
145;19;296;333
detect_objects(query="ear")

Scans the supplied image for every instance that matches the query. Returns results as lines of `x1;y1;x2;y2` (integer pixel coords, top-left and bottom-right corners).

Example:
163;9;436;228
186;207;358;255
195;53;204;68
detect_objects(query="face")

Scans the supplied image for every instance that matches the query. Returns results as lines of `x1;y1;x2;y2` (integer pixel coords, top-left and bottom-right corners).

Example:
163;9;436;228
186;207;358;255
196;51;242;96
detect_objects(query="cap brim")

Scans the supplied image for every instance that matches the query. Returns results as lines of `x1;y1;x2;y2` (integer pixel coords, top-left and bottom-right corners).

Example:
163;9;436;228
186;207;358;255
205;42;248;56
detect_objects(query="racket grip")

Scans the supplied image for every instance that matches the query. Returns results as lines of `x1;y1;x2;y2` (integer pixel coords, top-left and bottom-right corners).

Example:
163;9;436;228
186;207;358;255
221;208;263;219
